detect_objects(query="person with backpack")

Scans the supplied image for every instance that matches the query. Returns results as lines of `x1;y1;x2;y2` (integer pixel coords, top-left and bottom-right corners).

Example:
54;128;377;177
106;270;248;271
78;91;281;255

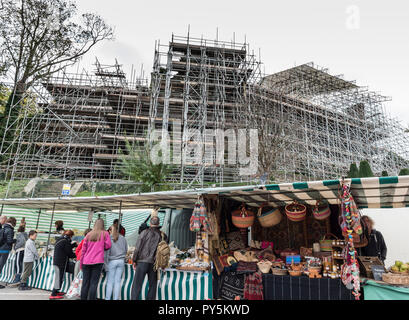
0;217;17;289
131;216;168;300
80;219;111;300
49;230;77;299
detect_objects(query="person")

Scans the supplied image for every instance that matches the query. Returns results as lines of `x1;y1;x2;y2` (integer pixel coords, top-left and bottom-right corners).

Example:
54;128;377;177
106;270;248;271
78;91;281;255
131;216;167;300
49;230;76;299
80;219;111;300
0;216;7;228
74;228;92;278
0;217;17;289
54;220;65;234
109;219;126;236
12;224;28;284
105;224;128;300
18;230;39;291
360;215;387;263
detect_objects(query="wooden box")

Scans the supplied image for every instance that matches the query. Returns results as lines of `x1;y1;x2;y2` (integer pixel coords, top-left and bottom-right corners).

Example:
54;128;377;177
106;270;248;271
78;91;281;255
358;256;384;278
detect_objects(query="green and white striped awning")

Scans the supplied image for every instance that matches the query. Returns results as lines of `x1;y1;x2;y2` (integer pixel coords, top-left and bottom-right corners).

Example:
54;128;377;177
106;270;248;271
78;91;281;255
1;176;408;210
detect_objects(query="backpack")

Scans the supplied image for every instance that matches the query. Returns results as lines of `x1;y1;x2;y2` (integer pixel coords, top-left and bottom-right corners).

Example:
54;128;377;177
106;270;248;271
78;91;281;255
138;216;150;235
153;232;170;271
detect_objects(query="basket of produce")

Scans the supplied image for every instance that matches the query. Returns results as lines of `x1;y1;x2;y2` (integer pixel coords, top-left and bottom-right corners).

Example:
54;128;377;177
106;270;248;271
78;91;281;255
257;204;282;228
382;272;409;285
320;233;338;252
231;203;255;229
390;261;409;274
312;200;331;220
272;267;288;275
285;201;307;222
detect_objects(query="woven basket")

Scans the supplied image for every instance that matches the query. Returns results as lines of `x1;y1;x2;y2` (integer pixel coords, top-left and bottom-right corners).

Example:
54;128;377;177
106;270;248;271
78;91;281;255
285;201;307;222
257;206;282;228
232;204;255;229
257;260;273;274
320;233;338;252
382;272;409;285
272;267;288;275
289;270;302;276
312;200;331;220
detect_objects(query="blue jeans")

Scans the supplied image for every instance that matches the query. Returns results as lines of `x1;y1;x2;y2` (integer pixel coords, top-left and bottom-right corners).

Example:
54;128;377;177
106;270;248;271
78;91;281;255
105;259;125;300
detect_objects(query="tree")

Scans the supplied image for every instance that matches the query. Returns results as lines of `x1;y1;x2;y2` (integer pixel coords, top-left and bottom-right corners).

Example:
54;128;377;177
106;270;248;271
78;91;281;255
0;0;114;157
381;170;389;177
118;140;174;193
347;163;359;178
358;160;374;178
399;168;409;176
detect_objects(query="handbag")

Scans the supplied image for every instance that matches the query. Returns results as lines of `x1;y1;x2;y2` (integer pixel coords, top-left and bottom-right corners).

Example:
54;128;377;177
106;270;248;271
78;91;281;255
236;261;258;274
66;271;83;300
66;260;75;274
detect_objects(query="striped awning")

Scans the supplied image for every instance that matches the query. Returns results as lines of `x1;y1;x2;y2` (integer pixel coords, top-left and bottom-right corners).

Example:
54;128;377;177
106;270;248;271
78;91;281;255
1;176;408;210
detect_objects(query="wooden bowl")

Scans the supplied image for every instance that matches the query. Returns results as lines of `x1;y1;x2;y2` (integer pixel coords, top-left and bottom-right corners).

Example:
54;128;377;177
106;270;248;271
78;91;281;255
288;270;302;276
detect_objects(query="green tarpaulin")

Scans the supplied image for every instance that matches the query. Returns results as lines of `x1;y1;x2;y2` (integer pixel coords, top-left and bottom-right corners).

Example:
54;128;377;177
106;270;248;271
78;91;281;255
363;280;409;300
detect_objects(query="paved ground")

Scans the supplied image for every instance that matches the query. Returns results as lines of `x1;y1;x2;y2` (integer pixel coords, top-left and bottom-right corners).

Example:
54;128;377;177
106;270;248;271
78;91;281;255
0;285;52;300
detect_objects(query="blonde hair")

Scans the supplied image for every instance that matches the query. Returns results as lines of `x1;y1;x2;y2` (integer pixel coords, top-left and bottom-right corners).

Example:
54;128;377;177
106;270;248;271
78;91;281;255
86;219;106;242
111;224;119;242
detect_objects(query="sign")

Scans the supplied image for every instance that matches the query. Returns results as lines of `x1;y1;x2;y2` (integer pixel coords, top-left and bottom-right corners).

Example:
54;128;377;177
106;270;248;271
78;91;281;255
62;184;71;196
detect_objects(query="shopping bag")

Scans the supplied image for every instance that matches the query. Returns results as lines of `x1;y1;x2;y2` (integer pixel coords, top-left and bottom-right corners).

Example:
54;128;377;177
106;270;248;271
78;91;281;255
66;271;83;300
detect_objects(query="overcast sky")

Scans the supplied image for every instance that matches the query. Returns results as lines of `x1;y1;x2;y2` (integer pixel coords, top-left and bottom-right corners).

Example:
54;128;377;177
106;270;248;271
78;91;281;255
75;0;409;126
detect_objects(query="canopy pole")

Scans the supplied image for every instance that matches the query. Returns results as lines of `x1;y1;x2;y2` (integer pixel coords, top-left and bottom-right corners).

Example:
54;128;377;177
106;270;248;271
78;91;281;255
46;203;56;256
0;204;4;215
35;209;42;230
118;201;123;234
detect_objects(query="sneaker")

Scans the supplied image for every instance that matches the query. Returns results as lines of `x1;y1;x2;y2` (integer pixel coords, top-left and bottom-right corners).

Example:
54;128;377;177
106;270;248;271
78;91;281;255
0;285;5;289
18;285;25;291
49;295;64;300
56;292;65;296
23;286;32;291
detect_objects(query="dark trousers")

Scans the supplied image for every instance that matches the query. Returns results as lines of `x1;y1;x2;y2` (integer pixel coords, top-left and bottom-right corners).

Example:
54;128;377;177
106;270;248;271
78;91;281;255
0;253;10;275
81;263;103;300
131;262;157;300
15;251;24;275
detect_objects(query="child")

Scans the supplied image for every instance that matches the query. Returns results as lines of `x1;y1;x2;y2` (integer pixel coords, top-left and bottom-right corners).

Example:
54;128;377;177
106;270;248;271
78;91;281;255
18;230;39;291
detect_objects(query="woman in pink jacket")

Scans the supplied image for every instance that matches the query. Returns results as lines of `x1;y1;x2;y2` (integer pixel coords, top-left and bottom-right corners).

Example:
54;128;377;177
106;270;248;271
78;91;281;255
80;219;111;300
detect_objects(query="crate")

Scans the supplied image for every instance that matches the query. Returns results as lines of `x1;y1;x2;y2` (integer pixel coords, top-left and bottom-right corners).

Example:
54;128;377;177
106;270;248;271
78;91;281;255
358;256;384;278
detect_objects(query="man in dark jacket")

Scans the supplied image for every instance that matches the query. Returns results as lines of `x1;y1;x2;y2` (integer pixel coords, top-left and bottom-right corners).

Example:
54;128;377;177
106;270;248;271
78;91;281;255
361;216;387;263
50;230;77;299
131;216;167;300
0;217;17;289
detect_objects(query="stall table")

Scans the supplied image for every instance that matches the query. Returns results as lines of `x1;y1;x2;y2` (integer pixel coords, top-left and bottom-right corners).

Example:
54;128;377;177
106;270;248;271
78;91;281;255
0;253;212;300
362;278;409;300
262;274;354;300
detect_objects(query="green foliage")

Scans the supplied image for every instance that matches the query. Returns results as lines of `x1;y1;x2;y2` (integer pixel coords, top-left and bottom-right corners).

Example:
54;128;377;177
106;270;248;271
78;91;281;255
358;160;375;178
118;140;173;193
347;163;359;178
0;85;10;115
399;168;409;176
381;170;389;177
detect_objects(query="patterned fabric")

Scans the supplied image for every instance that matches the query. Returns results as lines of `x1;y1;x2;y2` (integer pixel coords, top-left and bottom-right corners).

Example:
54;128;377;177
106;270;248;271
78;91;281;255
244;271;263;300
220;271;245;300
236;261;258;274
340;183;361;300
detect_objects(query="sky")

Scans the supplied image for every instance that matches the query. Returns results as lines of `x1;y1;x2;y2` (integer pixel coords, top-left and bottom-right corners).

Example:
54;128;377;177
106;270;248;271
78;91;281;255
74;0;409;127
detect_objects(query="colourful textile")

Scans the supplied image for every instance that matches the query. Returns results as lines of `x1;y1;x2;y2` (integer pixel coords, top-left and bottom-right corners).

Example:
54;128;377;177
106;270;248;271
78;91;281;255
244;271;263;300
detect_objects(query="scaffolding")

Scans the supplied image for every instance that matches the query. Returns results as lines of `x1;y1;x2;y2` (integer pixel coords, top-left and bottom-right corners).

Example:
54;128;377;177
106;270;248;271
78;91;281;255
0;33;408;189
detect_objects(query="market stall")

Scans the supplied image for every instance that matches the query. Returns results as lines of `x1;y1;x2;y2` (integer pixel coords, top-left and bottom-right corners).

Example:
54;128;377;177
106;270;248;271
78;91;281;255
1;175;408;300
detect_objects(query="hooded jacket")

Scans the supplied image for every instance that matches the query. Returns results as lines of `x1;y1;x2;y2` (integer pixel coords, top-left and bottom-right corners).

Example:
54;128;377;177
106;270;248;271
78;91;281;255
0;223;16;252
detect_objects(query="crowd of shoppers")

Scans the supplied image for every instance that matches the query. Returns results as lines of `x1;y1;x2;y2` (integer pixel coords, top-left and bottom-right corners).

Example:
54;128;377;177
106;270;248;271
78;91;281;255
0;214;167;300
